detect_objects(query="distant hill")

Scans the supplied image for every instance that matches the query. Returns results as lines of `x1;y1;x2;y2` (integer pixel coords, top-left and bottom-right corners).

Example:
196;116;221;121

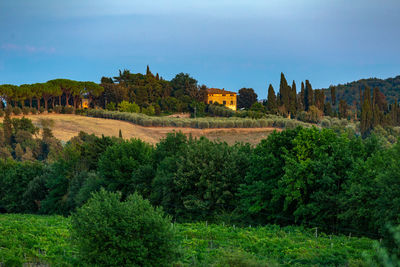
322;75;400;106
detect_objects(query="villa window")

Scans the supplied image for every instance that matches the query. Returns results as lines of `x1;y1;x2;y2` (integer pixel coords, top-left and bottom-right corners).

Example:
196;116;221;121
230;101;234;104
223;101;226;105
209;100;213;104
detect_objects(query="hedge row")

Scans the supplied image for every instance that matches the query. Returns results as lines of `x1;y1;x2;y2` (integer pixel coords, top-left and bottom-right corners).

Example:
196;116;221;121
85;109;311;129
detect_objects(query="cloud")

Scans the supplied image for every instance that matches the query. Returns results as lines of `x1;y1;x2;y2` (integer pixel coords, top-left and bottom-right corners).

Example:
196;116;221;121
1;43;56;54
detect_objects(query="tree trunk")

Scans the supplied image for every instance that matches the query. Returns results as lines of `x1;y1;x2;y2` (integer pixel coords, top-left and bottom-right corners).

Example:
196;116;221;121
44;97;48;111
29;98;33;108
58;95;62;106
37;97;41;110
73;96;78;110
65;94;70;106
52;97;55;108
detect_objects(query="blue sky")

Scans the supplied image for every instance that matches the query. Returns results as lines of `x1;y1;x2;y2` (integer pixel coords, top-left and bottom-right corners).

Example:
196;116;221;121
0;0;399;98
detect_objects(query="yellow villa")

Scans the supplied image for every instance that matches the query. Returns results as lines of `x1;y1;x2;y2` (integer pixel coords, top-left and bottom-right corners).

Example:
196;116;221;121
206;88;237;111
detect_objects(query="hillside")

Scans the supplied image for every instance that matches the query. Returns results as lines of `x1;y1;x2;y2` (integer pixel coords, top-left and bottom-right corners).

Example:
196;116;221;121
322;75;400;106
0;214;374;266
0;114;279;145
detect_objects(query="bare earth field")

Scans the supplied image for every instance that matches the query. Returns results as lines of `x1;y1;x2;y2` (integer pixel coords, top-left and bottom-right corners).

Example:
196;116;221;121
2;114;280;145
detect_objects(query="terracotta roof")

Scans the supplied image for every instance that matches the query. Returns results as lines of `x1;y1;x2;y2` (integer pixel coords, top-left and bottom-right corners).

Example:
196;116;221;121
207;88;236;95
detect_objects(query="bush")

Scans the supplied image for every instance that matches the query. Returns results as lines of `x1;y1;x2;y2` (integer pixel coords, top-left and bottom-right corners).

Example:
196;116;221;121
22;107;30;115
106;102;116;111
63;106;74;114
0;109;4;117
30;108;38;115
38;107;45;114
13;107;22;115
53;106;62;114
71;189;178;266
118;101;140;113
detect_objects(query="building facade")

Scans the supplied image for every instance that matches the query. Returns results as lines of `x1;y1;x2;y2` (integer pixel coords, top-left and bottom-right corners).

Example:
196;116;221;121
206;88;237;111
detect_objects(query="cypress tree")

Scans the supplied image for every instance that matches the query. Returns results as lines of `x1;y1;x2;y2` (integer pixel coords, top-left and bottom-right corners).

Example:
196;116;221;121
267;84;277;114
324;102;333;116
279;73;290;114
304;80;313;111
299;82;305;111
289;81;297;115
330;86;336;106
360;87;373;136
146;65;152;76
119;129;123;139
338;99;348;119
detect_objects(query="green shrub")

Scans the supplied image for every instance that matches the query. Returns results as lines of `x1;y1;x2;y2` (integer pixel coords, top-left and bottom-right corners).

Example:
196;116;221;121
106;102;116;111
142;105;156;116
13;107;22;115
22;107;30;115
71;189;178;266
197;121;209;129
30;107;38;114
63;106;74;114
53;105;62;113
118;101;140;113
38;107;45;114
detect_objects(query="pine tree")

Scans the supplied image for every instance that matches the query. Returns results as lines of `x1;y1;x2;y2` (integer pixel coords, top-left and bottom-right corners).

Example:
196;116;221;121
267;84;277;114
304;80;313;111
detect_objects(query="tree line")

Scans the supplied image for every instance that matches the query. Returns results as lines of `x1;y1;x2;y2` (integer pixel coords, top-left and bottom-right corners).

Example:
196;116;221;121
0;117;398;244
236;73;400;136
0;80;103;111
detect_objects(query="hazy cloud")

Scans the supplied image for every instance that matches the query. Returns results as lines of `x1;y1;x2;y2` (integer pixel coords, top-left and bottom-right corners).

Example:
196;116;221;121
1;43;56;54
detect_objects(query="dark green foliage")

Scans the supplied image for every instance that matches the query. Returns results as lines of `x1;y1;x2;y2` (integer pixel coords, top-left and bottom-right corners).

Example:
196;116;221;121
267;84;278;114
0;159;44;213
71;189;178;266
98;138;153;197
304;80;314;111
324;75;400;106
331;86;336;106
237;88;258;109
339;99;348;119
152;137;252;222
361;87;373;136
207;103;235;117
237;128;301;225
340;140;400;237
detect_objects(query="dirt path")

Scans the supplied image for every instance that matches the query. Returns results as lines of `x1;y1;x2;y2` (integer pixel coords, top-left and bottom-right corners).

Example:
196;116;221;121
1;114;280;145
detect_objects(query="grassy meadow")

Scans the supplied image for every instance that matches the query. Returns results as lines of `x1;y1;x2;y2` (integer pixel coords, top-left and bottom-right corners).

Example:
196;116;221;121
0;214;374;266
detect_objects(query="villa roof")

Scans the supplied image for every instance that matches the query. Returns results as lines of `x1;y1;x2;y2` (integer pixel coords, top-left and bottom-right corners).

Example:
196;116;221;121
207;88;236;95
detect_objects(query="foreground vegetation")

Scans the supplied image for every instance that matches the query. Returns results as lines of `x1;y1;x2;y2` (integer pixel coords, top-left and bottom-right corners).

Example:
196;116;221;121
0;115;399;265
0;214;375;266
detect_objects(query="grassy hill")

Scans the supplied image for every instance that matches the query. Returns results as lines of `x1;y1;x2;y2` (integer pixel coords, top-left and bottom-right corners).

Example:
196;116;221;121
0;214;374;266
0;114;281;145
322;75;400;106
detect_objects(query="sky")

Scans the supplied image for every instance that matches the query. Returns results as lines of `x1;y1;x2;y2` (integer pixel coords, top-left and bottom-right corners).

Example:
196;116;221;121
0;0;399;99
